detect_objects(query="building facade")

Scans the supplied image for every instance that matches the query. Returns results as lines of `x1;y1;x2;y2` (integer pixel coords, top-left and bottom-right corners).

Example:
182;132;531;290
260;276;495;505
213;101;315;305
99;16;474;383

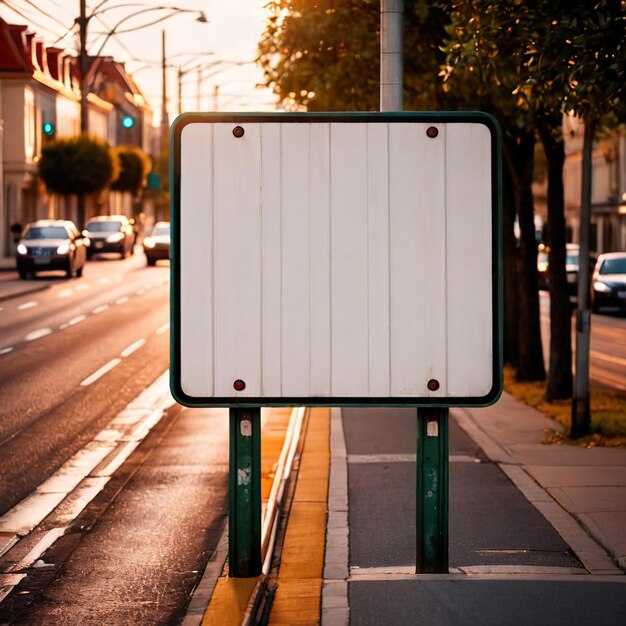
0;18;154;259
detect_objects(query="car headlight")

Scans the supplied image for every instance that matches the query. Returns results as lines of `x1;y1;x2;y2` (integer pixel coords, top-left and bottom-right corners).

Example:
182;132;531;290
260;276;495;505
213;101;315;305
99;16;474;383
143;237;155;249
106;232;124;243
537;262;548;272
17;243;28;255
593;281;613;293
56;243;70;254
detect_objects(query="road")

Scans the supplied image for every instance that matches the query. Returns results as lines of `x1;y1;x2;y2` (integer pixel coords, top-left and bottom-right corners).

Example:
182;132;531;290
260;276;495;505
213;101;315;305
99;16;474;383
1;262;624;624
0;254;231;625
539;292;626;391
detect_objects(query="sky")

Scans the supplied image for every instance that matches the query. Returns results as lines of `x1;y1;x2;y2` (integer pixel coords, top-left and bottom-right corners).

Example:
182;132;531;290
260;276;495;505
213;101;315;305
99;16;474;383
0;0;278;124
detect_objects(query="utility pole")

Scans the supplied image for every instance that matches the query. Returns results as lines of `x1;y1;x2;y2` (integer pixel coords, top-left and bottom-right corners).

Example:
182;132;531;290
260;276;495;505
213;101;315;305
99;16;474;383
79;0;89;134
380;0;403;112
161;30;169;132
572;117;594;437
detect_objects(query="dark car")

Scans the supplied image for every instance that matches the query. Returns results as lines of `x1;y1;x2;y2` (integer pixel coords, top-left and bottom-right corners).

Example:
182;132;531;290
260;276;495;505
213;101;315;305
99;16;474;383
16;219;87;279
591;252;626;313
143;221;170;266
83;215;134;259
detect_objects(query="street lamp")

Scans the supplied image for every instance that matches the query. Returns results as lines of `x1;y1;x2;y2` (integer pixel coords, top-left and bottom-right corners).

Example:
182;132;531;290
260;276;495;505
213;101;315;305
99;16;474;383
77;0;208;134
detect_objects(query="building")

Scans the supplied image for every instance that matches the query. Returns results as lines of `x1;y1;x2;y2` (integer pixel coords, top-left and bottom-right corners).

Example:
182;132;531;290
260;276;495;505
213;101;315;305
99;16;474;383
0;18;154;260
562;114;626;253
534;115;626;254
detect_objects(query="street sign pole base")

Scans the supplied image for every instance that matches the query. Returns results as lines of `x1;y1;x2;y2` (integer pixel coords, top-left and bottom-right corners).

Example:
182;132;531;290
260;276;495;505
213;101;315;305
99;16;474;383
416;407;449;573
229;406;262;577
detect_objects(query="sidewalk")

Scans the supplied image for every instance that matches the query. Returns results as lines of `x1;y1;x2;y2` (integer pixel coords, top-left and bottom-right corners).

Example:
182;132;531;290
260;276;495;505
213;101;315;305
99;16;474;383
196;391;626;625
456;393;626;573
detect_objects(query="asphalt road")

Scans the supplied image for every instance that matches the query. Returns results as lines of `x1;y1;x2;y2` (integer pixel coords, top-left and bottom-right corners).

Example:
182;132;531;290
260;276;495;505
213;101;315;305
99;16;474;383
0;254;231;624
0;253;171;514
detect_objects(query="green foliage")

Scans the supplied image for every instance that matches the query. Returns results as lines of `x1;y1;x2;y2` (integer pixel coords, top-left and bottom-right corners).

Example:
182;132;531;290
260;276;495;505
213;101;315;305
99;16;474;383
111;145;151;195
258;0;449;111
38;135;119;196
442;0;626;126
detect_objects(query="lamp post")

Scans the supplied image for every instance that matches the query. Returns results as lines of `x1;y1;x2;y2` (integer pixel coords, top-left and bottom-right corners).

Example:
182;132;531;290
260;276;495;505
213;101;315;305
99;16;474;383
77;0;208;135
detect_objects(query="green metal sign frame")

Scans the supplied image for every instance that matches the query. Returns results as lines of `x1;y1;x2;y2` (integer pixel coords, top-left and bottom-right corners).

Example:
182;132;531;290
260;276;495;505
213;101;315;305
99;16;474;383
170;111;503;409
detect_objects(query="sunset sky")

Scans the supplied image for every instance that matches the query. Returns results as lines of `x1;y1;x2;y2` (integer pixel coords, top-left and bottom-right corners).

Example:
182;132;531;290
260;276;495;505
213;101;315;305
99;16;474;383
0;1;278;123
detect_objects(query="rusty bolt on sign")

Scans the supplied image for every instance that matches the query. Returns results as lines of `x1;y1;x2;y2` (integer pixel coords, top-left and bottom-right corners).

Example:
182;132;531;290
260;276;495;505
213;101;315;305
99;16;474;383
426;126;439;138
233;126;245;138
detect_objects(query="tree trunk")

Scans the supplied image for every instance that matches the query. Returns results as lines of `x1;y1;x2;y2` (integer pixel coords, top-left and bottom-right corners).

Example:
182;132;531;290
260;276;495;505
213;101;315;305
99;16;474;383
502;162;519;367
505;131;546;382
538;117;573;400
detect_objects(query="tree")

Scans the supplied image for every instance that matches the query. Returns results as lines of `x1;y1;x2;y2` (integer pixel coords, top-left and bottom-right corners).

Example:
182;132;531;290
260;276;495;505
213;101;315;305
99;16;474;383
111;145;151;196
442;1;546;382
258;0;449;111
38;135;119;197
529;0;626;433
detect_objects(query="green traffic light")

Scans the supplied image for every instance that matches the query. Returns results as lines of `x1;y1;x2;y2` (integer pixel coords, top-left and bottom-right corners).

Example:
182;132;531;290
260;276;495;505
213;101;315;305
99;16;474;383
122;115;135;129
43;122;55;136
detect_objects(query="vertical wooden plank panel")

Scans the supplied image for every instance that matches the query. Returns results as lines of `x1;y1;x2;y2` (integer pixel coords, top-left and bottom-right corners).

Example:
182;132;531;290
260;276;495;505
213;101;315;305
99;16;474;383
180;123;214;398
309;123;332;396
212;123;262;397
330;123;369;396
388;123;447;397
260;124;282;396
366;123;390;396
446;123;493;396
281;124;311;396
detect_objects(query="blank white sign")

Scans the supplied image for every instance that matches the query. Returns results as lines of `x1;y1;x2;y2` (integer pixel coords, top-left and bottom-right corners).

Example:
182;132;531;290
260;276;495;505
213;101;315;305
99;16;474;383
172;113;501;407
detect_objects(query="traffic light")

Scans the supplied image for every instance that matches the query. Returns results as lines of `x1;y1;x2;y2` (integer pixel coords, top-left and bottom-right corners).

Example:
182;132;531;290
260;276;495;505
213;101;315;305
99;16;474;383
42;122;55;136
121;115;135;129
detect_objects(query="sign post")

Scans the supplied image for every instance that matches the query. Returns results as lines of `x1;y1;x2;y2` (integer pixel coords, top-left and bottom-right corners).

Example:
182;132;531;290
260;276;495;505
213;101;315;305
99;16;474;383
171;112;502;578
228;407;262;577
416;407;449;572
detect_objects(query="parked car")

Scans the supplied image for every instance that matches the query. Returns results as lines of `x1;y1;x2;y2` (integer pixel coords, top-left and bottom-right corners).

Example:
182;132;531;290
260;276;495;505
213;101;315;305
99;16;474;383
591;252;626;313
536;243;597;300
16;219;87;279
143;221;170;266
83;215;134;259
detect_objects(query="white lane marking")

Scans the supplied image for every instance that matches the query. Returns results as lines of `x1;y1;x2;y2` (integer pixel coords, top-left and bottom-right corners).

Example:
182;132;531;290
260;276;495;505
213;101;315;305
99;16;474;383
11;528;68;572
115;296;129;305
120;338;145;358
98;277;110;285
0;372;173;596
18;301;38;311
25;328;52;342
58;288;74;298
80;358;121;386
155;323;170;335
59;323;69;330
68;314;86;326
0;346;14;355
0;574;26;603
92;304;109;314
75;283;89;291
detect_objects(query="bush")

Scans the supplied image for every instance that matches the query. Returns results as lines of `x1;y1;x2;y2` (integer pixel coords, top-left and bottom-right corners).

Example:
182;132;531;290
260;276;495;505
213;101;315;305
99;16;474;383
39;135;119;196
111;145;151;196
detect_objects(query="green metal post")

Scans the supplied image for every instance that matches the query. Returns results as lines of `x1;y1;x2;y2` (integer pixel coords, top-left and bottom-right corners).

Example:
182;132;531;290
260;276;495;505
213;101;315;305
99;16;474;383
229;407;262;577
416;407;449;573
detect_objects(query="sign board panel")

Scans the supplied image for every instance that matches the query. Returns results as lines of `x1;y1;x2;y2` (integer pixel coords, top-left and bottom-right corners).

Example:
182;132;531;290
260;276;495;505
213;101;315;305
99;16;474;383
171;112;502;408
